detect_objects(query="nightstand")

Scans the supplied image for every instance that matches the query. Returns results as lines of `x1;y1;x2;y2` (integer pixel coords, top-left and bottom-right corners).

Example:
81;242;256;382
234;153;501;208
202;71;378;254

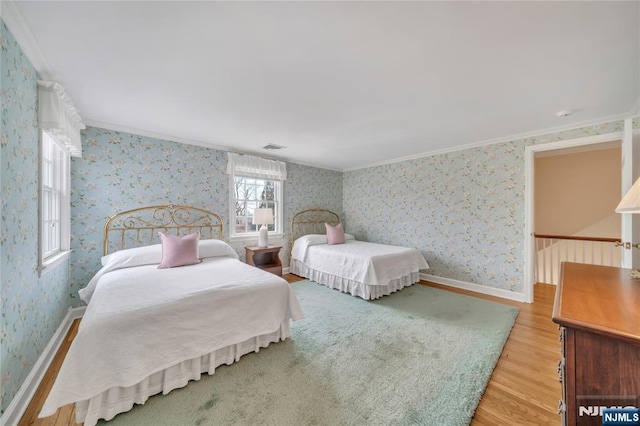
245;246;282;276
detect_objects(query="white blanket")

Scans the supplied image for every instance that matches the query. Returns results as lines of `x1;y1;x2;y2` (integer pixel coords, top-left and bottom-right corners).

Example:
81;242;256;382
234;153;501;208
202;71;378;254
292;237;429;286
41;256;303;417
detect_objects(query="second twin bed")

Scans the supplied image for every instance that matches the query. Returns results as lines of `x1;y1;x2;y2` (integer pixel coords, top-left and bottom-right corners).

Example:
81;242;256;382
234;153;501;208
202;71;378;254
290;208;429;300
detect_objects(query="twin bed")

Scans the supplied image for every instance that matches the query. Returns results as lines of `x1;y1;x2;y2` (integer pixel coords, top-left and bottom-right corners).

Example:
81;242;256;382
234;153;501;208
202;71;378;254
41;205;428;425
289;209;429;300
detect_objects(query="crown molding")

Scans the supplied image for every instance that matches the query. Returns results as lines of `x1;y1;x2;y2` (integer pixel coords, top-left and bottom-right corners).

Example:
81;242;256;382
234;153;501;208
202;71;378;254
1;1;54;81
343;111;632;172
87;112;632;175
83;119;342;172
3;2;634;174
83;118;237;153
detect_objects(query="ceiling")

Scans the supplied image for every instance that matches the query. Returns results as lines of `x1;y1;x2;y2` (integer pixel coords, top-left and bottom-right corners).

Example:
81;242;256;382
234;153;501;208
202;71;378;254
6;1;640;171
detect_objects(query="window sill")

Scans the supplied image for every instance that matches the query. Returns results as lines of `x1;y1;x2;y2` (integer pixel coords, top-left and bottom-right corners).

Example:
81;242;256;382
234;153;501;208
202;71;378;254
228;233;285;243
39;250;71;277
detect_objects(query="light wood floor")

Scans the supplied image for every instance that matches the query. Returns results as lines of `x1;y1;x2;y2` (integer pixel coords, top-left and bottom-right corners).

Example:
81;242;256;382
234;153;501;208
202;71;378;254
20;276;561;425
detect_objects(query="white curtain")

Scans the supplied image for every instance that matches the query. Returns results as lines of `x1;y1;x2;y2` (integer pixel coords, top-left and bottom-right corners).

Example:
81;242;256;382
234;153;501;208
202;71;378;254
227;152;287;180
37;80;85;157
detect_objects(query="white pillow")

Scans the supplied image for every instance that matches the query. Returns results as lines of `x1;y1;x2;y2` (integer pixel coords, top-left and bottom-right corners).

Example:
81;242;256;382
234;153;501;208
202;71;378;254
81;239;239;304
101;239;238;268
296;234;328;246
294;233;356;247
199;239;239;260
101;243;162;267
291;233;356;261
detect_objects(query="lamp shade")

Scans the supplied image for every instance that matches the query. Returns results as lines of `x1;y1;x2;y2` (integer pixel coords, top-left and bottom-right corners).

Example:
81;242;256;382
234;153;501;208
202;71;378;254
616;177;640;214
252;208;274;225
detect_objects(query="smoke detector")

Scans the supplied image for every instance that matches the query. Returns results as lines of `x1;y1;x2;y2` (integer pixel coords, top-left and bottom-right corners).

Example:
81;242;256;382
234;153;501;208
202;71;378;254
556;110;572;118
262;144;286;150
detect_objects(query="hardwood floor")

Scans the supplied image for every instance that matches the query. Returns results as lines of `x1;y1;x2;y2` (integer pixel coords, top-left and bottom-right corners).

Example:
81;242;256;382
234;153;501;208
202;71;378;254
20;314;81;426
441;281;562;425
19;276;561;425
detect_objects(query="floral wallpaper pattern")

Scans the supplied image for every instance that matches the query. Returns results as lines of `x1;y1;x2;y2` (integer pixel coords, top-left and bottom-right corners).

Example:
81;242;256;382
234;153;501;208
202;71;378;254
1;21;70;414
70;127;343;307
343;121;626;294
1;13;636;415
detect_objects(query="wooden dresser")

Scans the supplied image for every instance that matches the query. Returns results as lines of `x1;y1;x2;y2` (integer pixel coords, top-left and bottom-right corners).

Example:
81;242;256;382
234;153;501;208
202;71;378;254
552;262;640;425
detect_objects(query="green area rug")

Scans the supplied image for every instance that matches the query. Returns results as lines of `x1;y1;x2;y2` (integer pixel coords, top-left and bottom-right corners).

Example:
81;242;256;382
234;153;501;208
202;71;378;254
100;281;518;425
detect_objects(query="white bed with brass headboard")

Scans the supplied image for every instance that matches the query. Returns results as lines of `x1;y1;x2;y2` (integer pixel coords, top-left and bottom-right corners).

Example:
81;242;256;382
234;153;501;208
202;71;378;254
290;209;429;300
40;205;303;426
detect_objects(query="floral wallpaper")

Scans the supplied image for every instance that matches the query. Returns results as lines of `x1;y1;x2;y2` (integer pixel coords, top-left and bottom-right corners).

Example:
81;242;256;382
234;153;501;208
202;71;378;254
1;11;636;415
70;127;343;307
343;121;626;294
281;162;343;263
0;21;70;414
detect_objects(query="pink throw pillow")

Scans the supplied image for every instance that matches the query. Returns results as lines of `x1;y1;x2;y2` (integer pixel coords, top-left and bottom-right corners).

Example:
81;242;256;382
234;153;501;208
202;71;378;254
158;232;202;269
325;223;346;245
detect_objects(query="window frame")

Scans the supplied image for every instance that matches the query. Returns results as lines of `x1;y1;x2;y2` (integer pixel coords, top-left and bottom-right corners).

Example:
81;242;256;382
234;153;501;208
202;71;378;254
39;130;71;275
228;173;284;242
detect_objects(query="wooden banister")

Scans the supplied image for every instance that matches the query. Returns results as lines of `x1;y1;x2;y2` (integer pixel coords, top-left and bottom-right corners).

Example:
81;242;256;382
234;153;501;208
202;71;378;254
533;234;623;285
533;233;620;243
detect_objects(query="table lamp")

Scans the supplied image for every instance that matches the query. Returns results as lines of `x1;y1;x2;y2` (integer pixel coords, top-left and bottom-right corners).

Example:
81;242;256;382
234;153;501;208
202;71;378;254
253;208;274;248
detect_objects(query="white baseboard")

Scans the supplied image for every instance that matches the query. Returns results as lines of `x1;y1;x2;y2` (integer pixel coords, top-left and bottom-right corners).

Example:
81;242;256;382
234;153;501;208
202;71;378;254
420;273;527;303
283;267;290;275
1;306;85;426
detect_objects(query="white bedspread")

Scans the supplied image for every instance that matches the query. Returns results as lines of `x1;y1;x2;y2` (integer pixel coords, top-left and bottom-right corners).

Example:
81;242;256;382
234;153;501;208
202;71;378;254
41;256;303;417
292;238;429;286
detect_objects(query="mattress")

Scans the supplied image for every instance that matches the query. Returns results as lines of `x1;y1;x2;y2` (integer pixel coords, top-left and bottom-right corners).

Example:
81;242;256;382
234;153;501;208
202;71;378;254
40;247;303;425
290;236;429;299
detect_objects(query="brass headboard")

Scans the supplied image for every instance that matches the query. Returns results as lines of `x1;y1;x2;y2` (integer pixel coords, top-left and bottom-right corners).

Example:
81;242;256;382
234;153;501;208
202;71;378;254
103;204;224;255
289;208;341;257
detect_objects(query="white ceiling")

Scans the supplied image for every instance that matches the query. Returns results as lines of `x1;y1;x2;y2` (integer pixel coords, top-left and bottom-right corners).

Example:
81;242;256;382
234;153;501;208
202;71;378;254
7;1;640;171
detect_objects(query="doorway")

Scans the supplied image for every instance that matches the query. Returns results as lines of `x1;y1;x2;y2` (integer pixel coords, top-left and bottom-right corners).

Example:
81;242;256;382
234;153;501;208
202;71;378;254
534;141;622;285
524;131;627;303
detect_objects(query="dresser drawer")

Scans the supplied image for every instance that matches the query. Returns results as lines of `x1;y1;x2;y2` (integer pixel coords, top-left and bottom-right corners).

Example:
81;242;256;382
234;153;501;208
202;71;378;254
552;263;640;426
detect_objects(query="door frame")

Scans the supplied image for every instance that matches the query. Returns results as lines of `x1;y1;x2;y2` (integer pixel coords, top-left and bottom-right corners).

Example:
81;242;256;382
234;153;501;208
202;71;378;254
620;120;640;269
523;131;624;303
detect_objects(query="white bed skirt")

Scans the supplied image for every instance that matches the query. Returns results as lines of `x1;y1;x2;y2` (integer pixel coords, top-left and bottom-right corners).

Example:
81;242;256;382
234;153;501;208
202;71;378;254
290;260;420;300
75;321;291;426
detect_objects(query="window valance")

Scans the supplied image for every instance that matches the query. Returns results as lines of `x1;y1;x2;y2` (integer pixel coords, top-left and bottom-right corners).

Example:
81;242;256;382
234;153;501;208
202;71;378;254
227;152;287;180
37;80;85;157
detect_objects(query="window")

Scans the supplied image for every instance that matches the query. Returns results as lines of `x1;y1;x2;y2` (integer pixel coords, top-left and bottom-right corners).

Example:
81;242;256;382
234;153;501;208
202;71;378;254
40;131;70;271
233;176;281;235
36;80;82;274
227;153;287;239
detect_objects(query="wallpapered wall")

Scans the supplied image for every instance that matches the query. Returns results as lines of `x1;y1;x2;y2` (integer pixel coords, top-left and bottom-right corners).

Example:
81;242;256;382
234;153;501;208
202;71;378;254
0;22;70;414
70;127;343;306
1;13;636;416
343;121;625;294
